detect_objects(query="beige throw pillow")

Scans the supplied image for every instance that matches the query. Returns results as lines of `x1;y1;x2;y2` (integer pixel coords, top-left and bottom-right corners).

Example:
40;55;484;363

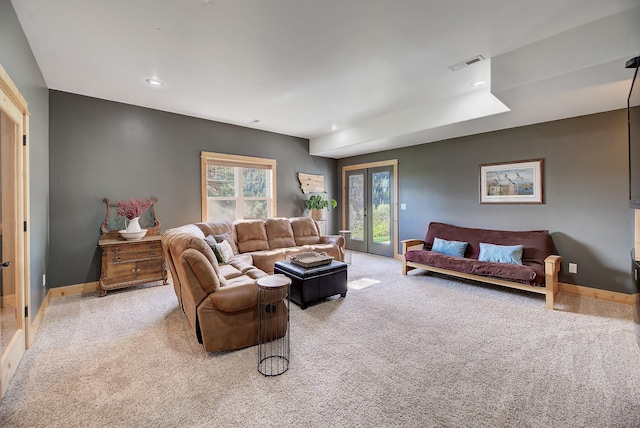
213;240;235;264
213;232;239;255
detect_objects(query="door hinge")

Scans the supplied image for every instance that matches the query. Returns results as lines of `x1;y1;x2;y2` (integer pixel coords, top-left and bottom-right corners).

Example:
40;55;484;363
24;221;27;232
23;135;27;146
25;306;28;318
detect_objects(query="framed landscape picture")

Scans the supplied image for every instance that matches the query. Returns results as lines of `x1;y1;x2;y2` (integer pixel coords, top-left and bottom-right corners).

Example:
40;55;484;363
479;159;544;204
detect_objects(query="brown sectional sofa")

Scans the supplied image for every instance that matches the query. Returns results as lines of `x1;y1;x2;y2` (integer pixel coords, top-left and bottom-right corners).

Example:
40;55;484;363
162;217;344;352
402;222;562;309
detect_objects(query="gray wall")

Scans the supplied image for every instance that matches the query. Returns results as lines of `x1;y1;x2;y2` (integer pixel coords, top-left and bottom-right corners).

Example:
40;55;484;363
338;109;635;294
49;91;337;288
5;0;633;296
0;0;50;313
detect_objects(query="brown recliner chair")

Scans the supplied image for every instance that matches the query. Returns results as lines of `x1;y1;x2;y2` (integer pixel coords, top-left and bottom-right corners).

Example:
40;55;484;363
162;228;286;353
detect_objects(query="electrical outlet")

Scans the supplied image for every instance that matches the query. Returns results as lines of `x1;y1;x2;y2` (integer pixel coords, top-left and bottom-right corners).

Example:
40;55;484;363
42;273;46;287
401;203;407;210
568;263;578;274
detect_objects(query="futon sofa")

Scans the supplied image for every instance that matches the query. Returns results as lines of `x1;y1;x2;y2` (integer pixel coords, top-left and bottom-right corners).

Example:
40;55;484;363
402;222;562;309
162;217;345;352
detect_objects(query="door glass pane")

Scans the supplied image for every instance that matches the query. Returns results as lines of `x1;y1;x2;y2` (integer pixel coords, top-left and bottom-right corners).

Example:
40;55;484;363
372;171;390;244
348;174;364;241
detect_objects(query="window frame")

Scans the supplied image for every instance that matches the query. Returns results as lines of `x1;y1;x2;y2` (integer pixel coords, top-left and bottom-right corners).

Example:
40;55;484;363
201;151;277;222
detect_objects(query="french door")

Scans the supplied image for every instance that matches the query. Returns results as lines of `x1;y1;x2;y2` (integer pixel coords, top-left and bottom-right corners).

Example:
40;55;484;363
0;65;30;400
343;161;397;258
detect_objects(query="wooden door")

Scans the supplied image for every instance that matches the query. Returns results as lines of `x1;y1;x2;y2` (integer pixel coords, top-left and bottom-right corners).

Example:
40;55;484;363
0;65;30;400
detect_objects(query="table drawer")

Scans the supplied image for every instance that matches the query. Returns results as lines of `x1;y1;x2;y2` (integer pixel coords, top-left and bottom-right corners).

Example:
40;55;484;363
108;249;162;264
104;242;162;255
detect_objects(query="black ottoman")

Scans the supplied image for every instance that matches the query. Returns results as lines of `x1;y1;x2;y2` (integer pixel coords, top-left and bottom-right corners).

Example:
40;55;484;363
274;260;348;309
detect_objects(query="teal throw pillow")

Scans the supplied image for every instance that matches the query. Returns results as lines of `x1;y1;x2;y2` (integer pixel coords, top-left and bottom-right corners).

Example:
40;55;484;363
431;237;468;258
478;243;524;265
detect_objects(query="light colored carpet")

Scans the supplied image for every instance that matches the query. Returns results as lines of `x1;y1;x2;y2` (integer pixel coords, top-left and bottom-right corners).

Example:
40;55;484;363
1;252;639;427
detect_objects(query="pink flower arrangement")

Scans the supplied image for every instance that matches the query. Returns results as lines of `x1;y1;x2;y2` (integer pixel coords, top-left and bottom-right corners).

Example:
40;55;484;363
116;198;153;220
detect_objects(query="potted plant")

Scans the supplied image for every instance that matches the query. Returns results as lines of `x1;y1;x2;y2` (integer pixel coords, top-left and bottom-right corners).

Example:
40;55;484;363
305;192;337;220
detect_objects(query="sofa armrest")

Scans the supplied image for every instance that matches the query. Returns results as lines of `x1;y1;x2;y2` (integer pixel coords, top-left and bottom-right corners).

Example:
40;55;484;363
208;282;259;313
401;239;425;275
401;239;425;255
543;254;563;310
319;235;345;248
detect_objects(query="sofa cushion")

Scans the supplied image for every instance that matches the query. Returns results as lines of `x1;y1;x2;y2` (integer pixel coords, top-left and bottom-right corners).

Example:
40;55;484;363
424;222;552;265
195;221;234;238
238;267;268;281
234;220;270;253
478;243;523;265
290;217;321;245
432;237;468;258
265;218;296;249
405;250;543;285
219;263;243;280
249;249;287;274
470;261;542;284
227;254;255;274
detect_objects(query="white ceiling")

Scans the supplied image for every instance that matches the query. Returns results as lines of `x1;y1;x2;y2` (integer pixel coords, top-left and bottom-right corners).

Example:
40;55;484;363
11;0;640;158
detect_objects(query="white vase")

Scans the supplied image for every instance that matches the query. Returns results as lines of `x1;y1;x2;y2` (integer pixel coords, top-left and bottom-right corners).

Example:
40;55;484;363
125;216;141;233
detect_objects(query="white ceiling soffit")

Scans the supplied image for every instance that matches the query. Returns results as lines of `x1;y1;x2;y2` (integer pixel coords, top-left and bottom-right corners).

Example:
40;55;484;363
310;6;640;158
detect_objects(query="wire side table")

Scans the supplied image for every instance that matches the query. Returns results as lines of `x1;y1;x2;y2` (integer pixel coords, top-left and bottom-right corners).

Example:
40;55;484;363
257;274;291;376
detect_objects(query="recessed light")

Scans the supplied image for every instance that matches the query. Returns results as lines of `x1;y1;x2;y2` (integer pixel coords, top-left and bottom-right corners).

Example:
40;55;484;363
145;78;163;87
331;123;338;131
472;80;486;87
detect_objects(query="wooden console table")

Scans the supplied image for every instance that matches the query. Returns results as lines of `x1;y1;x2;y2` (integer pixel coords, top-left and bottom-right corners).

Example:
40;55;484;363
98;236;167;296
97;197;167;296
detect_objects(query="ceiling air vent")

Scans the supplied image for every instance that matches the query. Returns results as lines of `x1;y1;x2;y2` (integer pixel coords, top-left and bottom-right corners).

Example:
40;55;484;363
448;55;485;72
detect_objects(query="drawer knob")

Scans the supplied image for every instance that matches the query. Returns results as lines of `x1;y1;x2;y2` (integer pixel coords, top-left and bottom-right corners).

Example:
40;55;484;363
150;252;158;257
